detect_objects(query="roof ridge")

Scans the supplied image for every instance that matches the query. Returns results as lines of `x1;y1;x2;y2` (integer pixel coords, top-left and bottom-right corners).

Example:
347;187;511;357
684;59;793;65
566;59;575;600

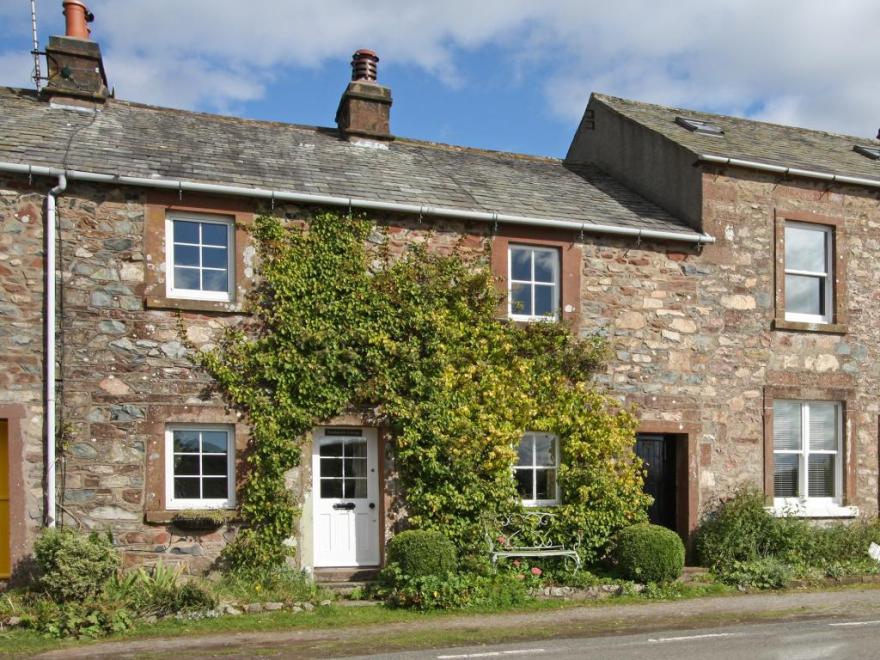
592;92;879;145
0;87;558;163
394;136;559;162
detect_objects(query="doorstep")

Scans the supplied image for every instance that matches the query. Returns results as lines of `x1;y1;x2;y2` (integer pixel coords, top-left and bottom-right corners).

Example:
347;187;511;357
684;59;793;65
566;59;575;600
680;566;710;582
314;566;380;583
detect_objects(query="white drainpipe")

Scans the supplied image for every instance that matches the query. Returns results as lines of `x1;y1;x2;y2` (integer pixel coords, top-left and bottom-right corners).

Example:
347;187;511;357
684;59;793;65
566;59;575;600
45;174;66;528
0;162;715;245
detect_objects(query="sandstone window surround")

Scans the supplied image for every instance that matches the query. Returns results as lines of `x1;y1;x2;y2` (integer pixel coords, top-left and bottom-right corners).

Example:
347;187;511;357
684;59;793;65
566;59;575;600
143;405;246;521
165;424;236;510
490;228;581;324
762;387;858;518
144;193;254;313
773;209;847;334
516;432;560;507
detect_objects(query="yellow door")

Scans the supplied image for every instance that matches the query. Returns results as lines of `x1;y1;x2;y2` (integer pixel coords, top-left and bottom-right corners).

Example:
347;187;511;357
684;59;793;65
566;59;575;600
0;420;9;579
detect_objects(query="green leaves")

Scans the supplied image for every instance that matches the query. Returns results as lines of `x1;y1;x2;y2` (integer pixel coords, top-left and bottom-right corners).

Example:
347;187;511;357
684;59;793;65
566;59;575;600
199;211;648;570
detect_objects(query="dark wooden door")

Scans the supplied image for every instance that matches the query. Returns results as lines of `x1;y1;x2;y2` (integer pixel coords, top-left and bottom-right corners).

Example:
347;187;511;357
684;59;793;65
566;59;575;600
635;434;676;530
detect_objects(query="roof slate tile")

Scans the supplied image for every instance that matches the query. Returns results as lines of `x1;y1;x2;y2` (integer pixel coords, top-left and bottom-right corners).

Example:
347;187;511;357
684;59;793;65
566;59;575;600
593;93;880;183
0;87;698;237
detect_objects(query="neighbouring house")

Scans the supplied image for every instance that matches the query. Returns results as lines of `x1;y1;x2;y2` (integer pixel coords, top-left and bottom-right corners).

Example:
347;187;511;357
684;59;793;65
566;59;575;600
1;3;879;581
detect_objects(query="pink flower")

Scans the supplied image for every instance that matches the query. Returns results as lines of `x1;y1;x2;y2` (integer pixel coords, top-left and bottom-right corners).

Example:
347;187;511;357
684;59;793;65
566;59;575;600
531;567;542;576
512;560;521;568
497;535;507;545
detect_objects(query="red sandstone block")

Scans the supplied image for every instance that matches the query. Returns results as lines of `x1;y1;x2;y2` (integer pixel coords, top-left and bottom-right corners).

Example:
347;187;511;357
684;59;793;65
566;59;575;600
700;444;712;467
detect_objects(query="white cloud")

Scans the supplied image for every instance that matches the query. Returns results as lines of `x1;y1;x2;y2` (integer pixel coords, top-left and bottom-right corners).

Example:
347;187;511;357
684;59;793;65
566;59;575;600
1;0;879;137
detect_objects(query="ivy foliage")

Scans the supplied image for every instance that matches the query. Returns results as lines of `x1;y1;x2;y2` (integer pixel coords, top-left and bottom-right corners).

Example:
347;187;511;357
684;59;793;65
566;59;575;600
200;212;649;570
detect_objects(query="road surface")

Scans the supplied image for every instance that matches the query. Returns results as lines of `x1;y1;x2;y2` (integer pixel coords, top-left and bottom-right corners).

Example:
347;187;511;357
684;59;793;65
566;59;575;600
351;617;880;660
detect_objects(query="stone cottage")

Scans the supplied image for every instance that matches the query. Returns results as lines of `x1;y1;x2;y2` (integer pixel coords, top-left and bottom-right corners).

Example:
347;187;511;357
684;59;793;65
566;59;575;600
1;4;879;580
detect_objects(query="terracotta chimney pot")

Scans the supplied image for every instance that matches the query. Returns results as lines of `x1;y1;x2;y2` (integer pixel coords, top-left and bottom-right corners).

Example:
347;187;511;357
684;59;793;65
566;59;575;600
63;0;93;40
351;49;379;82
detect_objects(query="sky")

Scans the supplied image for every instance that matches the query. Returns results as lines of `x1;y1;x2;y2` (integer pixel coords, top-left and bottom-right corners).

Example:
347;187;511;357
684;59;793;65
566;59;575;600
1;1;879;158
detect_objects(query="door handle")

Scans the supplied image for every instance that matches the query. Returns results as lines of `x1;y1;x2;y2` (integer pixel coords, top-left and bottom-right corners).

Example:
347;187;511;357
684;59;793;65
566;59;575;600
369;503;376;510
333;502;356;510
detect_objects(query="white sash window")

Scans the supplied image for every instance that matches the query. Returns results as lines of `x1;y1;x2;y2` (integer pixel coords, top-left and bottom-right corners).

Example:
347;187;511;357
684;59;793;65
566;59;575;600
772;400;852;517
784;223;832;324
508;245;560;321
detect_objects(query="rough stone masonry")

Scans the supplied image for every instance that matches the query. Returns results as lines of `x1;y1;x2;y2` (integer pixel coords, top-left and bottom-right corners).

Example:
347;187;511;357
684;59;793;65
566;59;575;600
2;157;879;574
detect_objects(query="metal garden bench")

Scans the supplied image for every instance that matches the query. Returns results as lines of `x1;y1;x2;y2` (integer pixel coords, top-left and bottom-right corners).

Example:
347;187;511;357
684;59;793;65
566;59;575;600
487;510;581;572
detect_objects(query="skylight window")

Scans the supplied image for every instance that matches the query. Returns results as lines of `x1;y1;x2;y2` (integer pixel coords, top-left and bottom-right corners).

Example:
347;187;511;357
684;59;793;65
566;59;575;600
853;144;880;160
675;116;724;136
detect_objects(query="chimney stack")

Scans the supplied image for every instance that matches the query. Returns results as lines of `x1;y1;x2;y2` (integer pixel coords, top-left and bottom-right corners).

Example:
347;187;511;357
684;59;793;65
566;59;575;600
44;0;109;104
335;49;393;140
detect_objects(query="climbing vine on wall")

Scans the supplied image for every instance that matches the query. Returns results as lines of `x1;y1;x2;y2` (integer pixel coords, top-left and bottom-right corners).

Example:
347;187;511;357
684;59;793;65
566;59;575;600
199;212;649;570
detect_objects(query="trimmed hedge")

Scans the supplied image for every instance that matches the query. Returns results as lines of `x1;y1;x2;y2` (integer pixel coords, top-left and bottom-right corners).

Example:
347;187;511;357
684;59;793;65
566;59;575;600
613;523;685;583
386;530;456;577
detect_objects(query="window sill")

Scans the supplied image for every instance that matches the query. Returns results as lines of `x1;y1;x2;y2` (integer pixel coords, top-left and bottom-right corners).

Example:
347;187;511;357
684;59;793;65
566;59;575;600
767;500;858;519
145;294;246;314
508;315;560;324
144;509;238;525
773;318;847;335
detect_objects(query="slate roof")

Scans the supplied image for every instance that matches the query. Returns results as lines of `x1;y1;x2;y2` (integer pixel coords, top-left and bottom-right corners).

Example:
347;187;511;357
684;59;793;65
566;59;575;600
0;87;698;237
593;93;880;184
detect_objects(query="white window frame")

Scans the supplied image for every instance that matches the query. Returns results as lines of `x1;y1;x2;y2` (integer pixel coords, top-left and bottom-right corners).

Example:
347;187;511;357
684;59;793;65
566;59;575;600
771;400;856;518
784;222;833;324
515;432;560;507
165;424;236;510
165;213;235;302
507;245;560;322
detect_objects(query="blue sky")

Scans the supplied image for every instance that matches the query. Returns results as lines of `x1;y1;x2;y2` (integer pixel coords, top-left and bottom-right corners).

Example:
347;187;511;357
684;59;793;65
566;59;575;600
2;1;879;158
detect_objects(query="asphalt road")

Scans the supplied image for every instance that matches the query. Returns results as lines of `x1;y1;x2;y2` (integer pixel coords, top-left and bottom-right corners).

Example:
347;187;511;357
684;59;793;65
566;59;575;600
349;618;880;660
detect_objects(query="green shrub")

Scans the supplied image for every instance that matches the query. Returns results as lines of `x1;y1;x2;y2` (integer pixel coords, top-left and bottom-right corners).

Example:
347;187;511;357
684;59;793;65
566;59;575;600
613;523;685;583
211;566;318;603
384;572;530;610
386;530;457;578
789;519;880;566
106;562;215;617
695;489;880;575
33;528;120;603
694;487;777;569
716;558;793;590
23;599;133;639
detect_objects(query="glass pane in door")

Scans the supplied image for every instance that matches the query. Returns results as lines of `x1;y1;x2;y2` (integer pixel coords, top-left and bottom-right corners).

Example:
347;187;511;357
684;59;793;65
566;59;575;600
320;437;367;499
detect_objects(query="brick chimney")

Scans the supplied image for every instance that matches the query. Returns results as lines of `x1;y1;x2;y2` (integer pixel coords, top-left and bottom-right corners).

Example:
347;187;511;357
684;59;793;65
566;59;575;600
43;1;110;103
335;50;393;140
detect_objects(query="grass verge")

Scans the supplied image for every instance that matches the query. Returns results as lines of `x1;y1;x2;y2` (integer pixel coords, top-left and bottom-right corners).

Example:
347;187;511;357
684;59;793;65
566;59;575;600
4;581;880;658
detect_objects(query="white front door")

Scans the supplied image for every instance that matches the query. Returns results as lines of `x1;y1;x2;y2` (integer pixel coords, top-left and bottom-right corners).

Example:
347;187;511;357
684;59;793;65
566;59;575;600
312;427;380;567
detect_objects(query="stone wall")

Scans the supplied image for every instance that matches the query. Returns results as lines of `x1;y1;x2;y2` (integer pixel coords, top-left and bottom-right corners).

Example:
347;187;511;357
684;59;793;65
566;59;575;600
0;177;47;576
582;167;880;518
20;186;491;573
3;168;879;576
